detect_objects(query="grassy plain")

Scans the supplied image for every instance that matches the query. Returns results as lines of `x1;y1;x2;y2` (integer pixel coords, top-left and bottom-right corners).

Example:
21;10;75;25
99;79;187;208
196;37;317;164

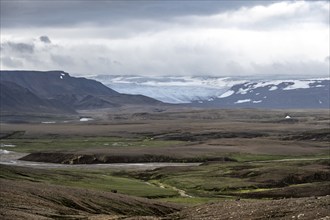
0;108;329;219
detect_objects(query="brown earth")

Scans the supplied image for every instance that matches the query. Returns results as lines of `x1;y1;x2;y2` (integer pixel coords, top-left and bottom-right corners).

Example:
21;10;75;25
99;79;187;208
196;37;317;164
1;109;329;164
172;196;330;220
1;108;329;219
1;176;329;220
0;178;181;220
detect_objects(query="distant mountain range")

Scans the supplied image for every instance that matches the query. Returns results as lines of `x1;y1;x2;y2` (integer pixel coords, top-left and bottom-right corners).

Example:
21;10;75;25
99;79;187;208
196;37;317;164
0;71;162;114
93;75;329;109
192;79;330;109
1;71;328;114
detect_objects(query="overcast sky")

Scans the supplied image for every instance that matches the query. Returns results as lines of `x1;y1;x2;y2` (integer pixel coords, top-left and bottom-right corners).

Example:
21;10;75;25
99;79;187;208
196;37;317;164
0;0;329;77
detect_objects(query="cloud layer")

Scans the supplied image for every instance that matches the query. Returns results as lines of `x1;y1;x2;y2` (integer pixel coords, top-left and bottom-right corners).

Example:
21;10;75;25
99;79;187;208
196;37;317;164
0;1;329;77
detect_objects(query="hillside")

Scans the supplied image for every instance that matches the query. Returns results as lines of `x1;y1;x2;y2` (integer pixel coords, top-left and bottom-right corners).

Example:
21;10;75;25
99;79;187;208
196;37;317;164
0;81;76;114
0;71;163;114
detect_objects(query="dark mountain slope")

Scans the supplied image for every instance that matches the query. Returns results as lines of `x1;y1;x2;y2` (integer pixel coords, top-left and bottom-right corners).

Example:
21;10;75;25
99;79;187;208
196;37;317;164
0;70;119;98
0;70;163;112
0;81;76;114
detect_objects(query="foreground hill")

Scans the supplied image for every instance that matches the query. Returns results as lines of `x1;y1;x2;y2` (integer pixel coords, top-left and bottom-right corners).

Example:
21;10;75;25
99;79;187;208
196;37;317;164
1;164;329;220
0;167;180;219
0;71;162;114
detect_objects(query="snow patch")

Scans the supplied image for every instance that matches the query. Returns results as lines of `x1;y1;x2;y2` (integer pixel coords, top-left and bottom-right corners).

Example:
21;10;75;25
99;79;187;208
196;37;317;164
283;80;311;90
252;100;262;103
0;149;11;154
0;144;16;147
219;90;235;98
235;99;251;104
60;76;63;79
79;117;94;122
237;88;249;94
41;121;56;124
269;86;278;91
285;115;291;119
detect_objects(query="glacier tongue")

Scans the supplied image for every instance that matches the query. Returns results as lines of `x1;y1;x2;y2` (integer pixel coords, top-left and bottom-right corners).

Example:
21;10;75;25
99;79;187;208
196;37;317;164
91;75;329;104
92;75;244;103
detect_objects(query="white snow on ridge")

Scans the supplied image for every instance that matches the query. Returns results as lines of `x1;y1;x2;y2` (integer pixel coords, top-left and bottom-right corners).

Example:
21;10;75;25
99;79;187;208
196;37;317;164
269;86;278;91
253;100;262;103
282;80;311;90
219;90;235;98
41;121;56;124
60;73;65;79
237;87;249;95
235;99;251;104
80;118;94;122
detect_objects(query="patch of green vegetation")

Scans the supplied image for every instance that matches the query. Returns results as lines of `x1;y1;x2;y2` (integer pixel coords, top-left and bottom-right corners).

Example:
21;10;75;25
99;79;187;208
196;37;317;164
225;152;330;162
0;137;184;153
237;188;271;193
0;165;178;198
125;159;330;199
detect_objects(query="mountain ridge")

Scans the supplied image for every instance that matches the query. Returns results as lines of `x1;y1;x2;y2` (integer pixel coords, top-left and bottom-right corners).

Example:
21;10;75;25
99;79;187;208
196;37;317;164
0;70;163;114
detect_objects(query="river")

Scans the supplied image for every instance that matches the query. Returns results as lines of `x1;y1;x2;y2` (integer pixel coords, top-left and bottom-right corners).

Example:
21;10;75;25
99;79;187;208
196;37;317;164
0;150;201;170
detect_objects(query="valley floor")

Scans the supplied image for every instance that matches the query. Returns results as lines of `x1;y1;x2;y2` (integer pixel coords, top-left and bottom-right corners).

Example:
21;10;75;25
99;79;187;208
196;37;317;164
0;108;329;219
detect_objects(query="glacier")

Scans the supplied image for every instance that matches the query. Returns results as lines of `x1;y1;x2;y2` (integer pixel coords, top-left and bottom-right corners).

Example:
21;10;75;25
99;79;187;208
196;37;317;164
91;75;330;104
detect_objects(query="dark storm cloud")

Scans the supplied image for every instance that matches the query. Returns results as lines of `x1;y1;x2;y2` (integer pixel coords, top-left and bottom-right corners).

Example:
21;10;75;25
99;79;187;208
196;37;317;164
39;36;51;43
0;0;275;28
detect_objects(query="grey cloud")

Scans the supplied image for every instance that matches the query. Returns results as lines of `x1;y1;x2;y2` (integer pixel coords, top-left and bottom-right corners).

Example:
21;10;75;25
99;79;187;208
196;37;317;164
40;36;51;44
0;56;24;68
4;42;34;54
0;0;275;28
250;61;329;78
0;1;328;78
50;54;74;66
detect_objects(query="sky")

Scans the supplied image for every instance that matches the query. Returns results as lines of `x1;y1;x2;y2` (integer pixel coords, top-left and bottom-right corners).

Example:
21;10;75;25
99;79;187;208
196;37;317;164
0;0;329;78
